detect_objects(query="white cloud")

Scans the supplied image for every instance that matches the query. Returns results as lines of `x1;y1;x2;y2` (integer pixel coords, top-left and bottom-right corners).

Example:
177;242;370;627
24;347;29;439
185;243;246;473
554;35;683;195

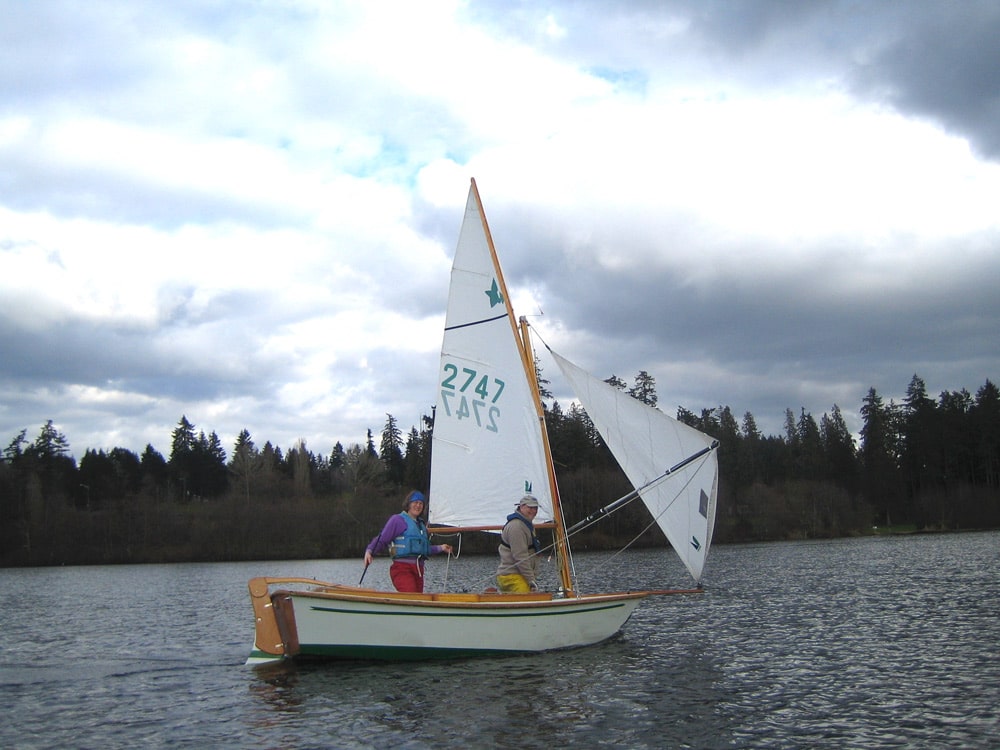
1;1;999;454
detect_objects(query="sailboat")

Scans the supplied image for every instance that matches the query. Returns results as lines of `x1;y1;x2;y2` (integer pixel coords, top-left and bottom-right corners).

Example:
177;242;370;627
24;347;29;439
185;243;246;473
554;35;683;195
246;179;719;665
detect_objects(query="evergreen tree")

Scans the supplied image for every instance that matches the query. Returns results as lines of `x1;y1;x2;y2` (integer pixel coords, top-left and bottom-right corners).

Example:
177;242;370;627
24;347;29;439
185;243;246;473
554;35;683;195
797;409;824;479
259;441;285;497
676;406;697;427
330;441;346;472
140;444;168;499
860;388;901;526
717;405;740;489
288;439;313;497
78;449;114;509
534;355;553;400
3;428;28;462
329;441;348;492
629;370;658;407
28;420;76;504
380;414;405;486
202;430;229;496
546;400;570;470
109;447;142;495
229;429;260;504
820;405;859;494
783;408;798;446
900;374;942;525
937;389;974;485
604;375;627;391
403;427;429;490
166;418;228;499
698;407;720;437
972;380;1000;488
558;402;596;471
169;416;197;501
736;411;762;488
170;416;197;459
33;420;71;459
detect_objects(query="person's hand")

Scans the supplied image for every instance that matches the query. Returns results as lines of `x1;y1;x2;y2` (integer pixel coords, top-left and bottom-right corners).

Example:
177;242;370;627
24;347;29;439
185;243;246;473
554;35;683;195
529;580;539;591
441;544;453;554
364;550;373;565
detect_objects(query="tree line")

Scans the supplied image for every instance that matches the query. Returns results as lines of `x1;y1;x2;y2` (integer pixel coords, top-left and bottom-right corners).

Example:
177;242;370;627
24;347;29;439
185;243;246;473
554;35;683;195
1;371;998;567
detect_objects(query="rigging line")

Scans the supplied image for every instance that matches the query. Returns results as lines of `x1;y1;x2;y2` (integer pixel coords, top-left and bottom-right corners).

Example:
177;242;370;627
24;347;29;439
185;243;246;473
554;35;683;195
430;532;463;591
530;321;719;520
566;446;717;536
480;323;717;590
436;467;702;593
431;530;463;559
606;461;706;564
454;529;575;595
568;455;713;581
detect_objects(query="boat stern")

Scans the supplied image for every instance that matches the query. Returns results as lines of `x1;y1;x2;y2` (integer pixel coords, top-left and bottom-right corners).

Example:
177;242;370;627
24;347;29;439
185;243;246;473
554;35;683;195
246;577;301;666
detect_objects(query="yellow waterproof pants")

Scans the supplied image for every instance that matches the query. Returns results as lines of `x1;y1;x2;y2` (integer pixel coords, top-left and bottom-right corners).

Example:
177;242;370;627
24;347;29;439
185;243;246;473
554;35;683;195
496;573;530;593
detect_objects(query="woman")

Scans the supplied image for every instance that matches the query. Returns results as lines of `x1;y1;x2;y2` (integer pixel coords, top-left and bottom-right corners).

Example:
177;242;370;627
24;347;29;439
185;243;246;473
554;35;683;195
363;490;452;593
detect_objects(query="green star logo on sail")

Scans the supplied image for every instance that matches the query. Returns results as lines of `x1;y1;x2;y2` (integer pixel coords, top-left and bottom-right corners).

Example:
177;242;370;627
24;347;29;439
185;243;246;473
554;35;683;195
485;279;504;308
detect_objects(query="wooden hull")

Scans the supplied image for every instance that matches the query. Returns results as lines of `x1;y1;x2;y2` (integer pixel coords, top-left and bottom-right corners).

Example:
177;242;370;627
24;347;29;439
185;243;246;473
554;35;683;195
246;577;669;665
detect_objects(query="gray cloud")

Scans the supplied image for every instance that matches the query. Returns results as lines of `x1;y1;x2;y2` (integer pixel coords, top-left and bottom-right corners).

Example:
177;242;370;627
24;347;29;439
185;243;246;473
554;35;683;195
2;1;998;459
474;1;1000;160
847;2;1000;159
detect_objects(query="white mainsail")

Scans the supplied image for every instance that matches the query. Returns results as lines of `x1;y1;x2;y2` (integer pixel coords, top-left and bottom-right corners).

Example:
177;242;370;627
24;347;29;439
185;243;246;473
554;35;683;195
428;183;555;528
427;178;717;583
549;349;719;583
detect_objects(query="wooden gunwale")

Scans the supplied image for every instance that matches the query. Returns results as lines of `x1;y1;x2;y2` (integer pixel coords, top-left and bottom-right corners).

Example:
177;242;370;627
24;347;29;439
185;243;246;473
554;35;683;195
253;576;701;609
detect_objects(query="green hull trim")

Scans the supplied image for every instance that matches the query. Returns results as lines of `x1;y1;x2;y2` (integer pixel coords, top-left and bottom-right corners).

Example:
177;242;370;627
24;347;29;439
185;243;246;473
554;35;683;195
247;648;283;663
306;600;629;618
296;642;529;661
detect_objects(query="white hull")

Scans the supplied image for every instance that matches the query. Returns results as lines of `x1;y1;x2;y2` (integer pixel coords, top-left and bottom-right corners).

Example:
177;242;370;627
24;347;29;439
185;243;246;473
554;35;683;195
247;578;656;665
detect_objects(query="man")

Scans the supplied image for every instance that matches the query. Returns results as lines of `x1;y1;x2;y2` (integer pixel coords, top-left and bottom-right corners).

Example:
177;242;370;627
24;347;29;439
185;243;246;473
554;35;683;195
496;494;542;593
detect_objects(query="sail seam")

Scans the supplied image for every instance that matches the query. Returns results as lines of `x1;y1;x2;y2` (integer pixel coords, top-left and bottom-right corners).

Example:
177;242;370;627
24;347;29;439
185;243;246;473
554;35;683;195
444;312;508;331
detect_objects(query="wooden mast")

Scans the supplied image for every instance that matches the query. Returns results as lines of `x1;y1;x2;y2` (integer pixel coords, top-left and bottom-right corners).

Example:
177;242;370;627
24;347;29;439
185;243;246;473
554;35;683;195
468;178;574;595
520;316;574;594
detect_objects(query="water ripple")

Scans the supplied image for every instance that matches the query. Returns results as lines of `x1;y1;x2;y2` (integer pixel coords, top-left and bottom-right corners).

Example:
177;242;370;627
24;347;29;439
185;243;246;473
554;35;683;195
1;532;998;748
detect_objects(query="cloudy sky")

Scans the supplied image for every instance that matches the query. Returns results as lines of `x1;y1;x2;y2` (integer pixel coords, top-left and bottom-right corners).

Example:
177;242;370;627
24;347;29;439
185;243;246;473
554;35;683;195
2;0;999;461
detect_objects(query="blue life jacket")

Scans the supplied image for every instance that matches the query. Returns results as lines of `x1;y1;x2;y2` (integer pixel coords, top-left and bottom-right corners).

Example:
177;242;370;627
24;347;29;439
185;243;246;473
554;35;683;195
392;513;431;559
499;512;541;553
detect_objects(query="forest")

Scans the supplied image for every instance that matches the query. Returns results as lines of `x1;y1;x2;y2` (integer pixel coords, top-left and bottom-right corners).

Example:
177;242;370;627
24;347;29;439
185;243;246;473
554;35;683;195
1;371;998;568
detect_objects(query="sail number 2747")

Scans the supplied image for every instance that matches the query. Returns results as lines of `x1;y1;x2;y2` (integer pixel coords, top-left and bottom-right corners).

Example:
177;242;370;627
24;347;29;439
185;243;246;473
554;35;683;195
440;363;505;432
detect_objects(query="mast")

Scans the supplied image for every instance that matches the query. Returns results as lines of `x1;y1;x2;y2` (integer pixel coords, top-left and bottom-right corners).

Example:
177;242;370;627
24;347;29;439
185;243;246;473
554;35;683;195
520;317;574;594
469;178;575;594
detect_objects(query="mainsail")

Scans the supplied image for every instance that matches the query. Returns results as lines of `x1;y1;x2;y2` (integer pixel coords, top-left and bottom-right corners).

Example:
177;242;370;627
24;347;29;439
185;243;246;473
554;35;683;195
427;178;718;585
428;182;555;528
549;349;719;583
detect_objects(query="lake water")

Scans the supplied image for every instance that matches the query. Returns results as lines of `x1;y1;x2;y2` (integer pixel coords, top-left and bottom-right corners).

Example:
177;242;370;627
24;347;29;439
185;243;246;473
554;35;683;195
1;531;998;748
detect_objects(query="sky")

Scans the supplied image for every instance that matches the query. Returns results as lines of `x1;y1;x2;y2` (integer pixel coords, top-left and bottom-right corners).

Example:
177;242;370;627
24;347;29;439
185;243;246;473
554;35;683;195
2;0;999;461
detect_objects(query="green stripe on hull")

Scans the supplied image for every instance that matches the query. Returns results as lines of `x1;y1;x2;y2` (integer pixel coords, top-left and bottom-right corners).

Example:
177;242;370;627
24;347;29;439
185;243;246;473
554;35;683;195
306;601;629;618
247;649;282;663
297;643;520;661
